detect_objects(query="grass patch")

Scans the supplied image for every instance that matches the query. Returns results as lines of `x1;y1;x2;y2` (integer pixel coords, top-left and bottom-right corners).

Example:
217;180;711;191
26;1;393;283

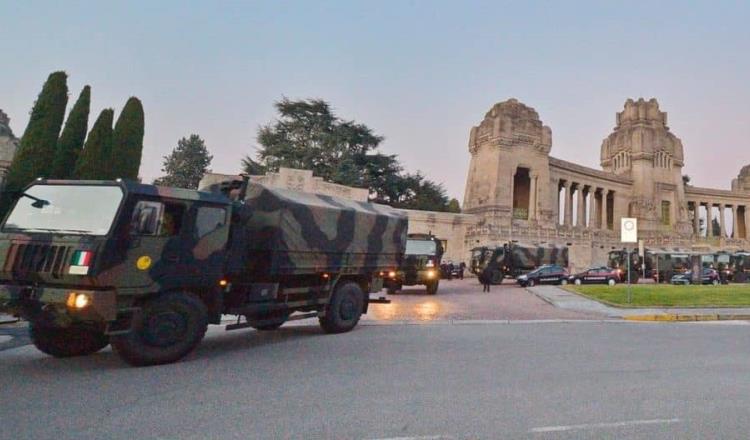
564;284;750;308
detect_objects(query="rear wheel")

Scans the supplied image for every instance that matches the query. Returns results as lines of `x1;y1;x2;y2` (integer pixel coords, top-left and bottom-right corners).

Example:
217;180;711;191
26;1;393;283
607;278;616;286
426;280;439;295
111;291;208;367
712;279;719;286
559;279;568;286
30;322;109;358
527;279;536;287
490;270;504;285
574;278;582;286
319;282;364;334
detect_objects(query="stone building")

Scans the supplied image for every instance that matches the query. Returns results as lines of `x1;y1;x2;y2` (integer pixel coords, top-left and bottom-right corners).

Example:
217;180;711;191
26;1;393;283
0;110;19;191
463;98;750;271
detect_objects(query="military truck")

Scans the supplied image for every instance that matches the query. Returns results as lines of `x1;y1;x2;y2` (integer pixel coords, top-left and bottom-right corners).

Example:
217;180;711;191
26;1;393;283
470;242;568;284
384;233;442;295
0;176;407;366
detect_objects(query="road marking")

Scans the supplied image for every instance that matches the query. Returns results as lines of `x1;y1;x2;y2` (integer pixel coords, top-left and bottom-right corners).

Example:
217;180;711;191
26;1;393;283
530;418;681;433
368;436;451;440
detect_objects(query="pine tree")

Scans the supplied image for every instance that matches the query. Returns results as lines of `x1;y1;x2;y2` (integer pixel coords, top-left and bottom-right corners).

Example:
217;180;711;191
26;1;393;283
109;97;144;180
74;109;114;180
154;135;213;189
1;71;68;213
51;85;90;179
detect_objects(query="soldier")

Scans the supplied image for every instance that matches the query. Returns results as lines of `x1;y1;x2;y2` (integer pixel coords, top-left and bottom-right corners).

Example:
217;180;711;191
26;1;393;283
480;267;491;292
458;261;466;279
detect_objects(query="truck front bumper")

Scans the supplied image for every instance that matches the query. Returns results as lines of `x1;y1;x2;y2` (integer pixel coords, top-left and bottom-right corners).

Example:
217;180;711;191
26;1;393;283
0;284;118;322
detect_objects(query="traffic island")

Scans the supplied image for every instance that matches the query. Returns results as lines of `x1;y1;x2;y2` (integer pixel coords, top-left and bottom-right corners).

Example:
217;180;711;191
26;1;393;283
528;285;750;322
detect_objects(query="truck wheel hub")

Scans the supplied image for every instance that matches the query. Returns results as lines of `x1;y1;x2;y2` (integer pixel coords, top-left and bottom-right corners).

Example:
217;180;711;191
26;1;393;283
144;311;187;347
339;296;356;321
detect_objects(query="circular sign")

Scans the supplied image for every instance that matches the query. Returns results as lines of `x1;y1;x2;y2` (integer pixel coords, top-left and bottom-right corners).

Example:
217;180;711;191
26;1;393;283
623;220;635;231
136;255;152;270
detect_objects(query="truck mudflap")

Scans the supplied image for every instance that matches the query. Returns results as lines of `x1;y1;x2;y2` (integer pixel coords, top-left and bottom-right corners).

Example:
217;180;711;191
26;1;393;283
0;284;118;321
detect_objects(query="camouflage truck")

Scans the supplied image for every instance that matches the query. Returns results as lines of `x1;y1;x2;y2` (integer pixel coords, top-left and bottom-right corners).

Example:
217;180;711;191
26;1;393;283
384;233;443;295
470;242;568;284
0;176;406;366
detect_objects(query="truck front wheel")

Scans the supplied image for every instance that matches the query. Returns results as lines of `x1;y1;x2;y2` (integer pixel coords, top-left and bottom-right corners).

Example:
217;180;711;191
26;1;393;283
319;282;364;334
111;291;208;366
30;322;109;358
426;280;439;295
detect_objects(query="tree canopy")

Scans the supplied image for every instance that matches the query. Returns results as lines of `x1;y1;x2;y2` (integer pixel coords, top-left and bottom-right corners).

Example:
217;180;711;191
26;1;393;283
243;98;455;212
110;97;145;180
51;85;91;179
154;134;213;189
1;71;68;214
74;109;114;180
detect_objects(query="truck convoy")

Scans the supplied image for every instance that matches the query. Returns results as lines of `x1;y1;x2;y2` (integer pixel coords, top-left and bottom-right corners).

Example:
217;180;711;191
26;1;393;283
470;242;568;284
0;176;407;366
385;233;442;295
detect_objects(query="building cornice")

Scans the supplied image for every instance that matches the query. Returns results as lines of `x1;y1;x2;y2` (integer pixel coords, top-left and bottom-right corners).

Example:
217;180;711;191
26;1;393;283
549;157;633;186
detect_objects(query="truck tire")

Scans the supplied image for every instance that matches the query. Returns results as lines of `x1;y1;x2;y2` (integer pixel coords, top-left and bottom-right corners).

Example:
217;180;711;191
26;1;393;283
319;282;364;334
491;270;503;285
29;322;109;358
111;291;208;367
250;311;290;331
426;280;439;295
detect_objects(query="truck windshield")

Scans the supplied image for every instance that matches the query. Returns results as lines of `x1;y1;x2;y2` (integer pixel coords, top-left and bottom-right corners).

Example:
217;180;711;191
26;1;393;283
406;239;437;256
2;184;124;236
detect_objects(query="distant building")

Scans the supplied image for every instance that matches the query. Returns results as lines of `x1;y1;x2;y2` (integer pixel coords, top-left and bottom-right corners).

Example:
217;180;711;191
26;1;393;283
0;110;19;191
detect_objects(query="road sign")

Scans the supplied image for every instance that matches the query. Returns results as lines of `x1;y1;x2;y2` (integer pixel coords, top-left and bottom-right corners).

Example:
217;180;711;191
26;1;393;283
621;217;637;243
638;239;644;257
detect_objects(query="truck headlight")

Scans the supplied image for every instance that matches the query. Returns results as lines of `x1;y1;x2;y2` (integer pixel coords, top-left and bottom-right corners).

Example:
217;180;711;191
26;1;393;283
388;271;397;278
426;270;436;279
66;292;91;309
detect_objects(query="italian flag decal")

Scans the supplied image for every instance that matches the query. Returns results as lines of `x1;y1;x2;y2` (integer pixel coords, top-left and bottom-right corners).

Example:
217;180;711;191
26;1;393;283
69;250;93;275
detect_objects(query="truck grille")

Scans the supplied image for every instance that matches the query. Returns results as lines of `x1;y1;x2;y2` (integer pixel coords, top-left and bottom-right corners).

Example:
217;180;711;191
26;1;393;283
4;244;72;275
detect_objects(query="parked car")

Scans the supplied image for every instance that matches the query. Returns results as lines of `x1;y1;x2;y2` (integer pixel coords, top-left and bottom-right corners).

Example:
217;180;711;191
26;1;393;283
516;264;569;287
671;268;720;285
568;266;622;286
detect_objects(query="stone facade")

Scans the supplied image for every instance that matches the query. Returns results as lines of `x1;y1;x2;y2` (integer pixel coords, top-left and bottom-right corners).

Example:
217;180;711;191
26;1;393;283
463;98;750;272
0;110;19;191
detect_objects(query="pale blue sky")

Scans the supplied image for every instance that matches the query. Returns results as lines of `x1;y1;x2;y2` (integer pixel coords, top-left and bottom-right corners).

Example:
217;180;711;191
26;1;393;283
2;1;749;201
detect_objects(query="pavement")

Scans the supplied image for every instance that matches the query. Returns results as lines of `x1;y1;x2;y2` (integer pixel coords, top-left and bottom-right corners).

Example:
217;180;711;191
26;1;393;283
2;321;750;439
529;285;750;321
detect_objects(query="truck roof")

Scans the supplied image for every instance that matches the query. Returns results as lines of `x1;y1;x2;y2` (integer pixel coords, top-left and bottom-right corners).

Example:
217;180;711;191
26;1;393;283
35;179;232;205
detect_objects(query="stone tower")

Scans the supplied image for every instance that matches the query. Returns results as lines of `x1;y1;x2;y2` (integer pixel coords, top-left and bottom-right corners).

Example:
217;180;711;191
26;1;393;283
599;98;691;236
463;99;555;238
0;110;19;191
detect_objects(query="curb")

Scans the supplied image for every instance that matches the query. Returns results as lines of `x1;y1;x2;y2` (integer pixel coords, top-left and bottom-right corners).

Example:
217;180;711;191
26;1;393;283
623;314;750;322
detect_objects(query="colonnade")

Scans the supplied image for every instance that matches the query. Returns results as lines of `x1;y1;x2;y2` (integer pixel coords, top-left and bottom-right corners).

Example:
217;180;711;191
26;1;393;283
688;201;747;239
558;179;615;230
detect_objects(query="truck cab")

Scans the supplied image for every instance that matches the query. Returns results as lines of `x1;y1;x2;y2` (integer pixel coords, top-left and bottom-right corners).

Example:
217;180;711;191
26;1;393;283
385;233;442;295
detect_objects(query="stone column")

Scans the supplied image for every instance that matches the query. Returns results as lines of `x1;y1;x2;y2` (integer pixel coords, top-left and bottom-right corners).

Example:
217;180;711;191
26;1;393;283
576;184;586;227
564;181;573;226
602;190;609;230
719;204;726;238
733;205;739;238
693;202;700;236
707;204;713;238
593;189;601;228
528;173;538;221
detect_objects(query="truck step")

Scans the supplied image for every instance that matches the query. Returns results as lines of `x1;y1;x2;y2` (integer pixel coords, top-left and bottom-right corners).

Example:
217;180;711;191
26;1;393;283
225;312;320;331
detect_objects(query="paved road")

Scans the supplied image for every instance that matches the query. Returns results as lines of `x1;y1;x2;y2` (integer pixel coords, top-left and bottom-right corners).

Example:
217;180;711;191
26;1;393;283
365;278;604;322
2;321;750;439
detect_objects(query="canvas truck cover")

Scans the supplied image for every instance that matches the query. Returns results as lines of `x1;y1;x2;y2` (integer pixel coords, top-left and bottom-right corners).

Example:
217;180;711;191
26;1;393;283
227;183;408;277
510;242;568;270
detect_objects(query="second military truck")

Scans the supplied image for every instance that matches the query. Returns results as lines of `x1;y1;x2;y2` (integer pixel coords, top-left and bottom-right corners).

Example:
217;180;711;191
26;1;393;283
385;233;443;295
471;242;568;284
0;175;407;366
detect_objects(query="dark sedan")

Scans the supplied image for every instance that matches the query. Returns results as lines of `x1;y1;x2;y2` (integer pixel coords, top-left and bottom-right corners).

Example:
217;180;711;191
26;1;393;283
569;266;622;286
671;268;720;285
516;264;569;287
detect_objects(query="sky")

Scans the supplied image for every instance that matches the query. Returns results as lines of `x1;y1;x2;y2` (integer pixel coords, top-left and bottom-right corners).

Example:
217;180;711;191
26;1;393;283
2;0;749;202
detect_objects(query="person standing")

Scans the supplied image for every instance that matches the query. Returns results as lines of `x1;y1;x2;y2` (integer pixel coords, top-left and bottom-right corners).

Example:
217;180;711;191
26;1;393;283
458;262;466;280
480;268;491;292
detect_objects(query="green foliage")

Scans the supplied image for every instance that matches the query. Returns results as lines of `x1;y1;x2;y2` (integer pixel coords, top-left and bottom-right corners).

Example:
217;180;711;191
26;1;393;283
110;97;144;180
245;98;453;211
51;85;91;179
73;109;114;180
447;198;461;213
154;134;213;189
1;71;68;213
568;284;750;307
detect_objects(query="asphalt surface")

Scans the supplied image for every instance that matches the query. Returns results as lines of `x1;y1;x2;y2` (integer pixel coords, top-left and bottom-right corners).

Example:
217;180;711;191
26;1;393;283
365;278;604;321
2;321;750;439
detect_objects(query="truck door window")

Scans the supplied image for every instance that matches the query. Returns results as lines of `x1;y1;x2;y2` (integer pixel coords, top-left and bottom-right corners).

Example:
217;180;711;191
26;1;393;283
195;206;226;239
159;203;185;237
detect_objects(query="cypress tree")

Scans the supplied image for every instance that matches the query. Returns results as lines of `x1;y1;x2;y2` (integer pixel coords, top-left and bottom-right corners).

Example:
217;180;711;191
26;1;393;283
1;71;68;213
74;109;114;180
110;97;144;180
51;85;91;179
